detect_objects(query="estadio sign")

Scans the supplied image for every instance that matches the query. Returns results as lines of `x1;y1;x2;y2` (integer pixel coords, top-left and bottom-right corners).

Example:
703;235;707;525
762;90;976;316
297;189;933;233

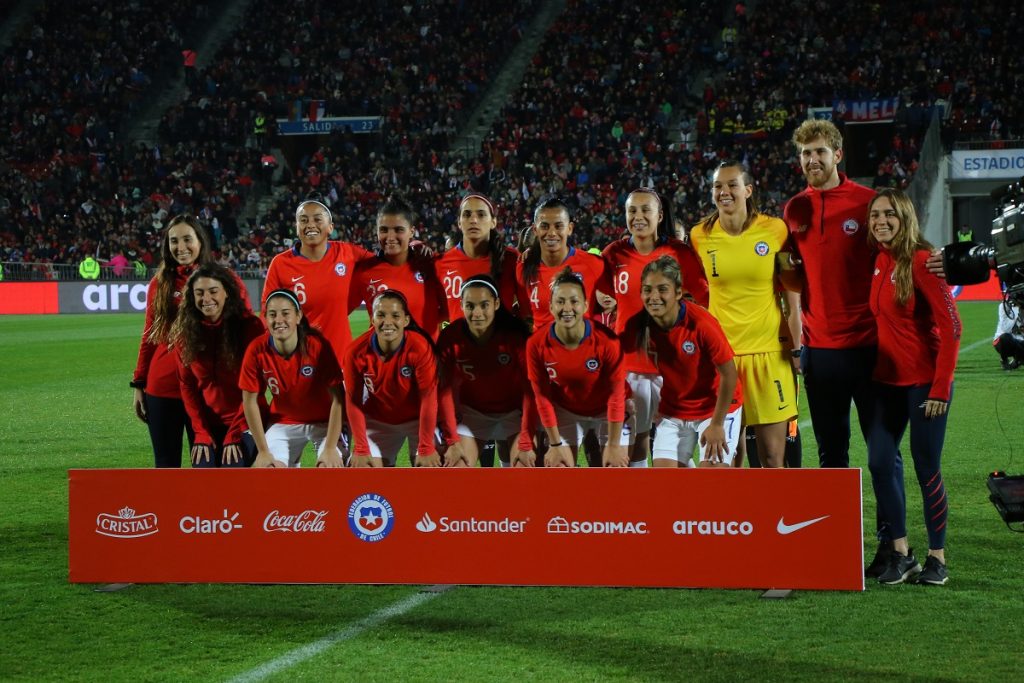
69;469;864;590
951;149;1024;180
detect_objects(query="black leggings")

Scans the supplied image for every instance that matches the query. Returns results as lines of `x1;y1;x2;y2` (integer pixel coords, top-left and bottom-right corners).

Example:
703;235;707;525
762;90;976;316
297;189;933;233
144;394;195;468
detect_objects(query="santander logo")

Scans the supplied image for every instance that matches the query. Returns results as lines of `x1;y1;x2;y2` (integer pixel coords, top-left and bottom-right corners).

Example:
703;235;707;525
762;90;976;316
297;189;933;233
263;509;328;533
416;513;438;532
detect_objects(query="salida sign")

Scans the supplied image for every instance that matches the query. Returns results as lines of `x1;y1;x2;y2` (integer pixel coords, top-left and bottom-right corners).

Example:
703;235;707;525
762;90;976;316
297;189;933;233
69;469;864;590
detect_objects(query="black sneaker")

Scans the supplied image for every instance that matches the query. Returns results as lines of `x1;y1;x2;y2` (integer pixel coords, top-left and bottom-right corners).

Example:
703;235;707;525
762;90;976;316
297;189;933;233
916;555;949;586
878;549;922;585
865;541;893;578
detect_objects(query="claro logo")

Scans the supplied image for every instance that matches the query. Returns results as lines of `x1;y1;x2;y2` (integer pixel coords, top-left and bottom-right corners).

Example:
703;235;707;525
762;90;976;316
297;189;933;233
82;284;148;311
180;510;243;534
673;520;754;536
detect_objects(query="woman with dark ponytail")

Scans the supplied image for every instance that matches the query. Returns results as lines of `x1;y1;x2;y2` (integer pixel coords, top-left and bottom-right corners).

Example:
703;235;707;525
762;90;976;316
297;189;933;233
172;263;265;467
343;290;442;467
515;197;606;331
350;194;446;337
239;290;346;468
435;193;520;321
525;267;628;467
437;275;537;467
601;188;709;467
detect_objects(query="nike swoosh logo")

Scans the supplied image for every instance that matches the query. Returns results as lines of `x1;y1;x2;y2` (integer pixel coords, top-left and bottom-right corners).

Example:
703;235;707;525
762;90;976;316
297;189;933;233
446;270;457;276
776;515;829;535
369;279;382;285
544;362;557;367
291;276;304;282
616;264;629;269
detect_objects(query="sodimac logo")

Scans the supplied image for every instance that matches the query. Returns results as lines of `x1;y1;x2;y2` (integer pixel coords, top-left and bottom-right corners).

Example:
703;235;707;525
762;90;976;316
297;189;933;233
95;506;159;538
546;516;648;535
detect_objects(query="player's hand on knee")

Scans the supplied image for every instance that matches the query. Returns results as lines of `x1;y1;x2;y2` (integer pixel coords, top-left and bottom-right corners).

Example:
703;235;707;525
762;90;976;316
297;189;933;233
316;446;345;468
415;451;442;468
190;444;212;465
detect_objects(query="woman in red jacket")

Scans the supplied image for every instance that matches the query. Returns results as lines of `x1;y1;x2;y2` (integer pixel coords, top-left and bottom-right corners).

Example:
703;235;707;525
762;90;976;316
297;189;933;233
171;263;266;468
866;189;961;586
131;215;213;467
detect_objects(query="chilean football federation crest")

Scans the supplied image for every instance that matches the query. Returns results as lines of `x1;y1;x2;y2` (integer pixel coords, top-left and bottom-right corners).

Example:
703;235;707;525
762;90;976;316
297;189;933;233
347;493;395;542
681;340;696;355
585;358;600;372
842;219;860;236
335;263;347;277
754;241;770;256
301;365;314;377
497;352;511;366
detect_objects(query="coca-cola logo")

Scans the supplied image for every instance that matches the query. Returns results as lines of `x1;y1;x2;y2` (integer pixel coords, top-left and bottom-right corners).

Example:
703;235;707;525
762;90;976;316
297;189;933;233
96;506;159;538
263;509;328;533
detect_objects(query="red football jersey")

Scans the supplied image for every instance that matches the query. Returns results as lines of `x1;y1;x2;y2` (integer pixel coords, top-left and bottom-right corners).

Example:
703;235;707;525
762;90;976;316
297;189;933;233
870;249;961;401
177;315;267;445
239;332;343;425
526;320;626;426
262;241;374;362
515;247;607;331
621;305;742;421
601;237;710;373
134;266;193;399
343;329;439;457
350;257;446;338
437;320;535;451
435;244;520;320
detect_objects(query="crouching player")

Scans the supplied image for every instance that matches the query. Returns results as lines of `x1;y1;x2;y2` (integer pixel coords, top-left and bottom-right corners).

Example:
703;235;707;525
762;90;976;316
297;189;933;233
239;290;346;468
438;275;537;467
526;268;630;467
344;290;442;467
621;256;742;467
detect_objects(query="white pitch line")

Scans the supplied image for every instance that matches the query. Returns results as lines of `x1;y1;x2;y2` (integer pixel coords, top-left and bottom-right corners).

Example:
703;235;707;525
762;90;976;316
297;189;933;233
226;590;444;683
796;335;991;431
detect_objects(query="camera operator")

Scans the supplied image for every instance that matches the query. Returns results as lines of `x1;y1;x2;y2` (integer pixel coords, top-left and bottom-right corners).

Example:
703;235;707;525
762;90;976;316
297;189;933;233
994;295;1024;371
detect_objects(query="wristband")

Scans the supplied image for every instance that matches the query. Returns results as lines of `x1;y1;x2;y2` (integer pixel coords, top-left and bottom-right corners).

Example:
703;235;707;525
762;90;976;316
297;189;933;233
790;348;802;359
549;440;565;448
130;379;146;389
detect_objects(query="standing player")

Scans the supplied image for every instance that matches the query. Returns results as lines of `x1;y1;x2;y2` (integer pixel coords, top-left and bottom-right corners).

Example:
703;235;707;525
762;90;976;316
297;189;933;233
783;119;896;574
239;290;346;468
526;268;629;467
350;195;446;338
515;197;606;331
262;199;375;363
690;161;799;467
438;276;536;467
172;263;266;468
132;215;212;467
343;290;442;467
435;194;519;321
621;256;743;467
866;190;960;585
602;188;709;466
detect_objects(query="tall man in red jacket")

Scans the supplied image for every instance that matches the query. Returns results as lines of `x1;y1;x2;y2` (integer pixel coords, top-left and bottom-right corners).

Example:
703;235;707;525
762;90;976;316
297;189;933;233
783;119;899;576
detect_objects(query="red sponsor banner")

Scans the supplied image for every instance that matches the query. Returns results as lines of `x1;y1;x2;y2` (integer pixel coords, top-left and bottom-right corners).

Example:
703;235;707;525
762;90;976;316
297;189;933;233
0;282;58;313
69;469;864;591
952;277;1002;302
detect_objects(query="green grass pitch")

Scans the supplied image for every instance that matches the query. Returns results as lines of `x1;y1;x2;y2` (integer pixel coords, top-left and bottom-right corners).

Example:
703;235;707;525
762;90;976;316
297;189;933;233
0;302;1022;682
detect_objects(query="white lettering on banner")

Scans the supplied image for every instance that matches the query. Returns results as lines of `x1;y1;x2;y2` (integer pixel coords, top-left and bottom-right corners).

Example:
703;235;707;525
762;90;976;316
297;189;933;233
82;284;148;311
263;510;327;533
95;506;159;538
415;514;528;534
546;516;648;535
180;509;243;534
672;520;754;536
951;149;1024;180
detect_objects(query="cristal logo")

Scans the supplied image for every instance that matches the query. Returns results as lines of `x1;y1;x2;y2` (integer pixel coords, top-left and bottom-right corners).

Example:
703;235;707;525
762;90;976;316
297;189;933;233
673;520;753;536
415;513;527;533
416;513;438;532
180;509;243;534
546;516;648;535
96;506;159;538
263;509;327;533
